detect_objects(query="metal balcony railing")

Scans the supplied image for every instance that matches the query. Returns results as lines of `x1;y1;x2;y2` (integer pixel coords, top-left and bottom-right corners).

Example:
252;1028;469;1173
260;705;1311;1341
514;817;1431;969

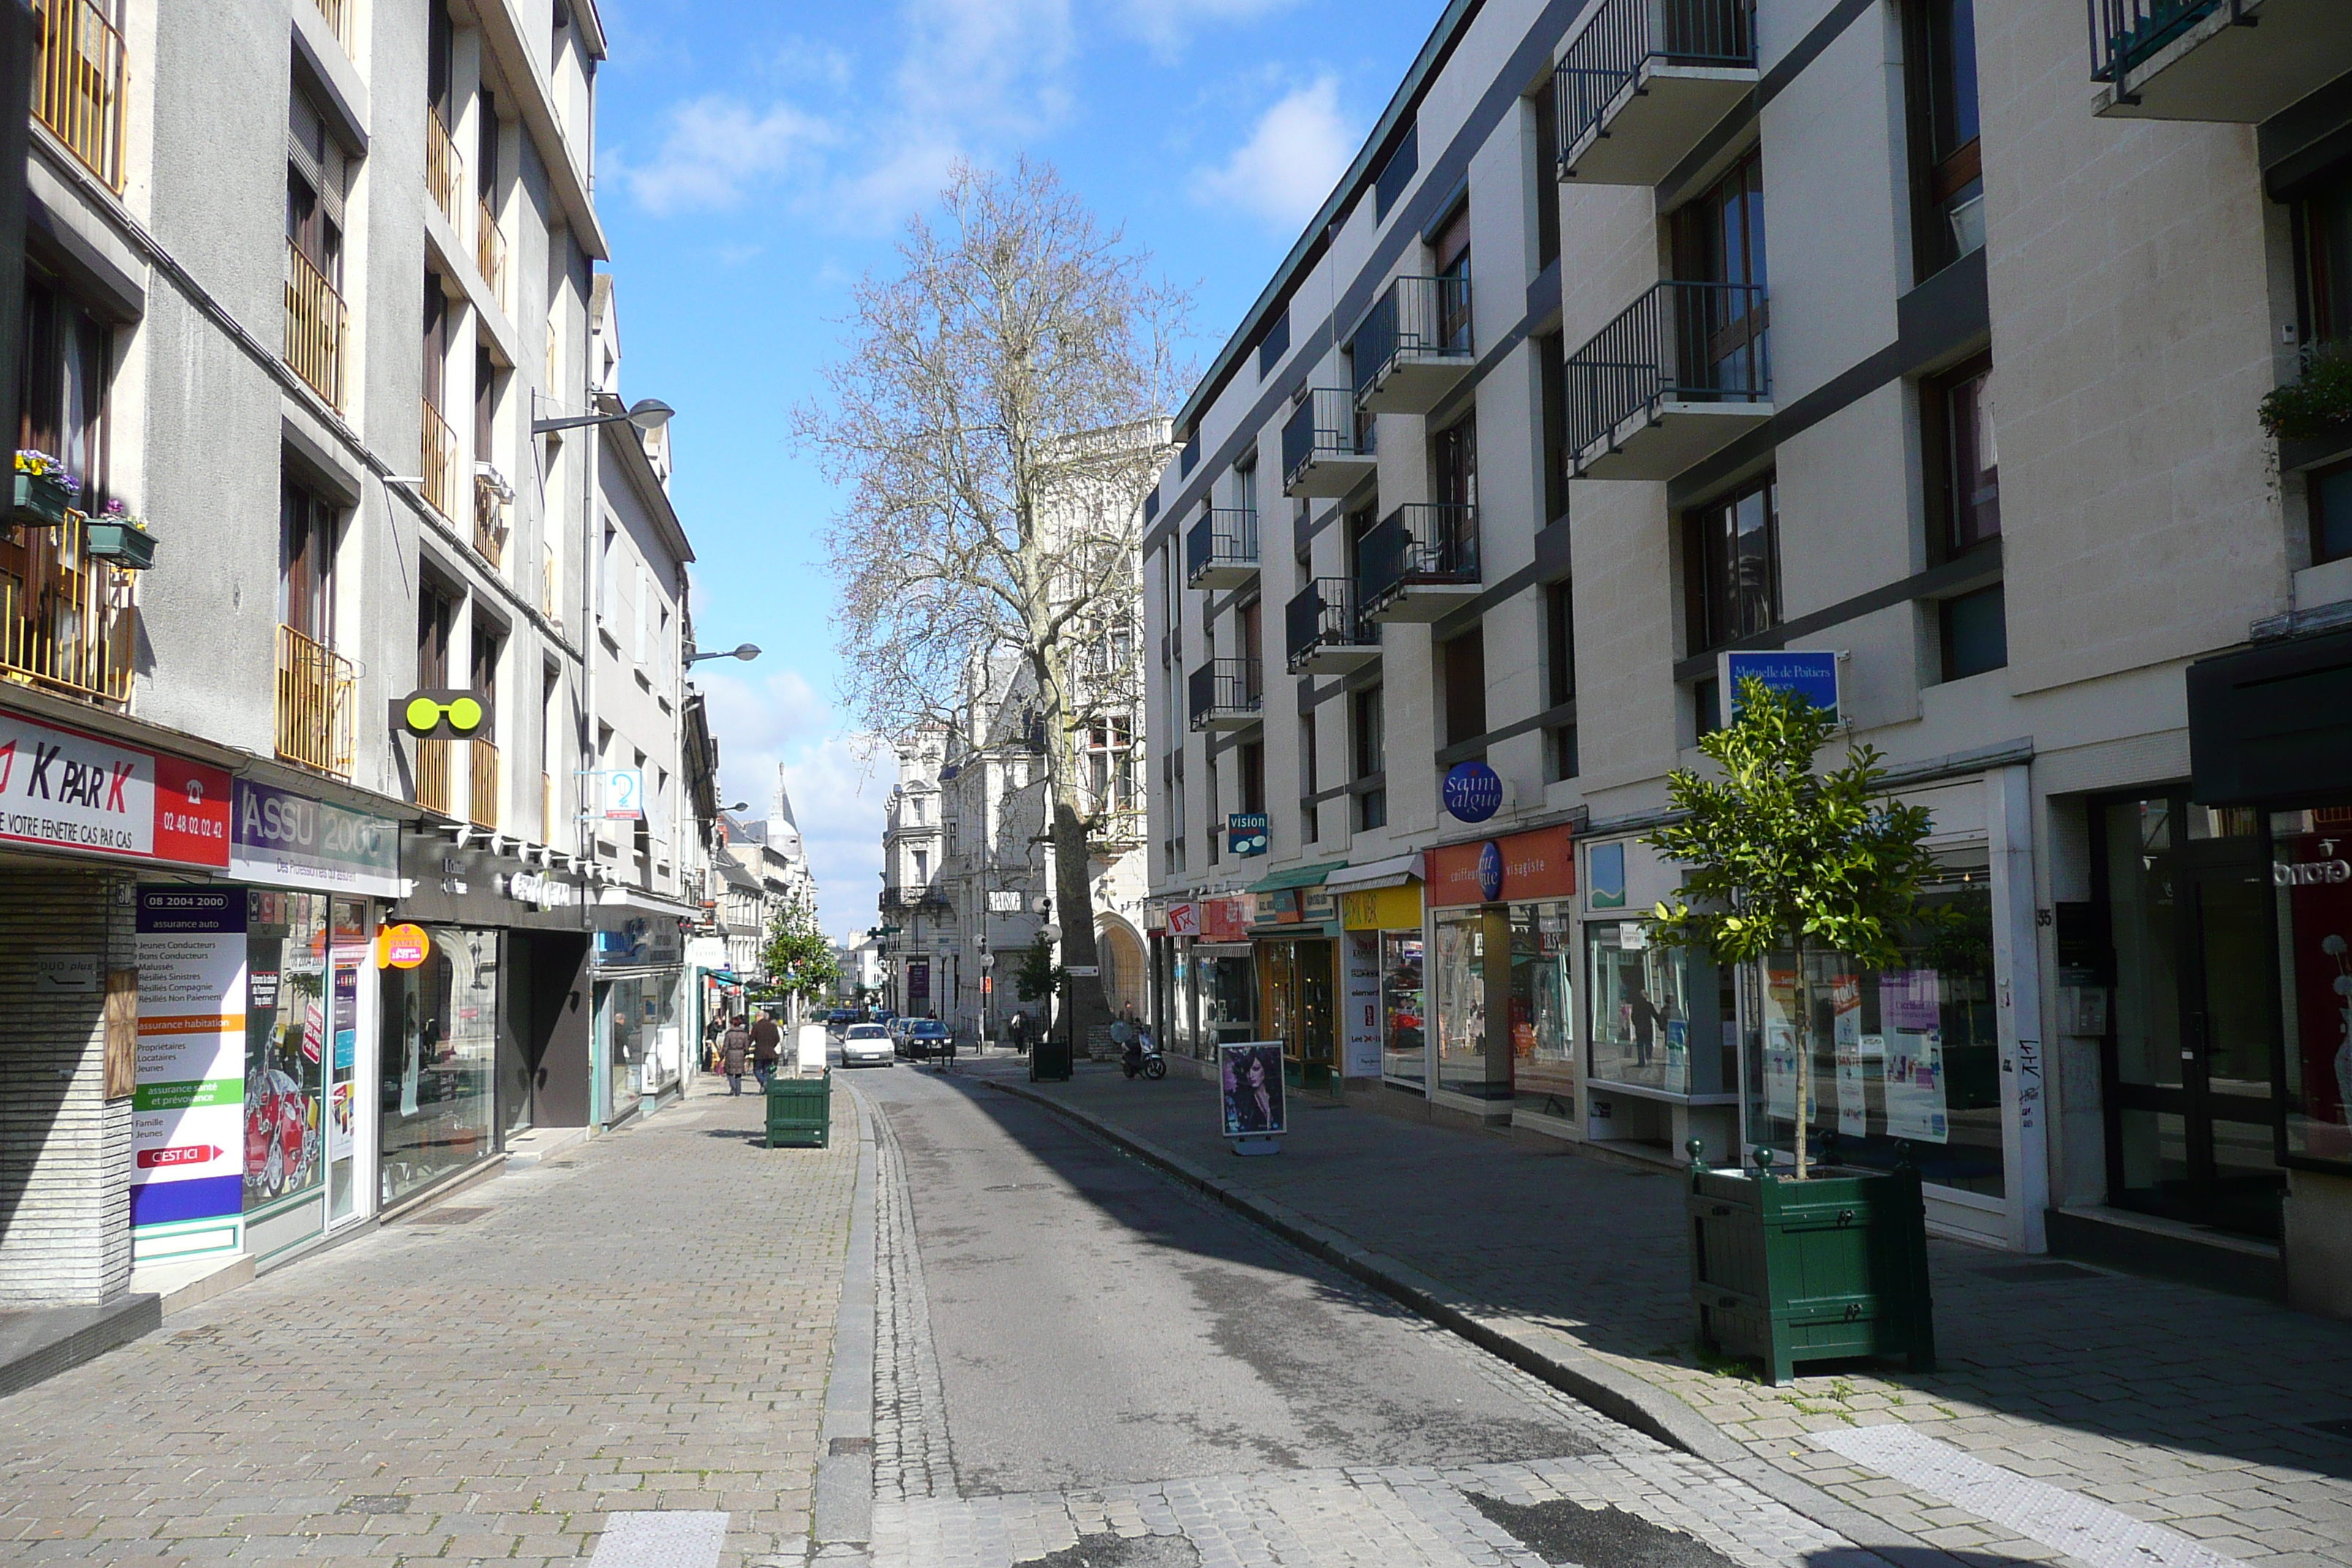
2089;0;2238;85
1284;578;1374;669
1188;658;1264;729
469;737;500;830
477;194;509;312
1358;505;1480;612
473;473;508;566
32;0;126;192
1556;0;1756;160
284;241;347;410
0;519;133;705
274;624;355;777
1564;280;1770;459
415;738;452;815
1185;508;1259;583
426;106;463;226
1351;274;1474;403
1281;388;1376;486
420;397;459;518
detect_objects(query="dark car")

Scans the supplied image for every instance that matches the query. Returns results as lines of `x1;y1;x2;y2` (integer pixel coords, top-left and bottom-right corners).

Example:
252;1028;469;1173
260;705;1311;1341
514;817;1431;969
900;1019;950;1059
825;1008;858;1033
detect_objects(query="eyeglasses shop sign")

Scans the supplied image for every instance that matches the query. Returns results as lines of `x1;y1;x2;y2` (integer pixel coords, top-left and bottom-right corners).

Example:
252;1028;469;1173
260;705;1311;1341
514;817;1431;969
229;780;402;897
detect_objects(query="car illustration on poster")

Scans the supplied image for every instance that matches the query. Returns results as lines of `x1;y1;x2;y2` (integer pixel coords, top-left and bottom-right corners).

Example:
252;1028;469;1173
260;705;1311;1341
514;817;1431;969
244;1067;320;1200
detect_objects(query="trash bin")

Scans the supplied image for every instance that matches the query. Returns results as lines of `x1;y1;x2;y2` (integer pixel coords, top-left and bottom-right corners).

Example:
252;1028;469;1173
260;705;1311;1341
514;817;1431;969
1028;1028;1073;1082
766;1070;832;1148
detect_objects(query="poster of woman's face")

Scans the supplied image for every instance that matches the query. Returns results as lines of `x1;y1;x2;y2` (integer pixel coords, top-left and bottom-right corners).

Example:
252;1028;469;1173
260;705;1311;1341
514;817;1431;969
1219;1043;1286;1137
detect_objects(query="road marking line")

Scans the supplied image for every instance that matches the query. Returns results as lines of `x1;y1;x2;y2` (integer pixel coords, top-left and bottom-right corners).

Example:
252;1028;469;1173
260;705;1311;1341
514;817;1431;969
1812;1425;2250;1568
587;1510;729;1567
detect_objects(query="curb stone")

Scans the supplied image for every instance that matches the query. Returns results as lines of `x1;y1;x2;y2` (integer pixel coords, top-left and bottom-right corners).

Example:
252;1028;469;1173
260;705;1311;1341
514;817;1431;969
810;1077;881;1561
984;1075;1975;1568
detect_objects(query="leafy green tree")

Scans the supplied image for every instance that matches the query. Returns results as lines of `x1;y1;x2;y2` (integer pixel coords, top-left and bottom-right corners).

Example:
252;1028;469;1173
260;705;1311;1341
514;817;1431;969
761;892;841;1006
1643;679;1950;1177
1012;935;1066;1006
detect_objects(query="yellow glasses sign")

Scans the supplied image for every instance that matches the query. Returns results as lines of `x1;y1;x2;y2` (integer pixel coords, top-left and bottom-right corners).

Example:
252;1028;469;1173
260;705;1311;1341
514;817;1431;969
391;689;492;741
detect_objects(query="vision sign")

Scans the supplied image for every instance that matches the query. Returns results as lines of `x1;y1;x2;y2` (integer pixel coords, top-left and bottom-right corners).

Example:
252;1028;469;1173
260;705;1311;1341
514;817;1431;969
0;710;230;867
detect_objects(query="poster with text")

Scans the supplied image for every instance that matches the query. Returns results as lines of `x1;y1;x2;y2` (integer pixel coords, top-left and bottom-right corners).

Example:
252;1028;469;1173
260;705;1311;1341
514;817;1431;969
327;958;359;1162
1764;1021;1800;1122
1343;932;1383;1078
132;888;249;1239
1837;1037;1877;1137
1884;1028;1948;1142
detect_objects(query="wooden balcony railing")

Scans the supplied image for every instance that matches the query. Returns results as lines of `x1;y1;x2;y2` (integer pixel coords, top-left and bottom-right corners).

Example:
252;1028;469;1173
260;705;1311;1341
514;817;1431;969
415;737;453;815
284;241;347;410
469;737;500;830
472;473;508;567
476;194;508;312
425;105;462;226
541;545;560;623
33;0;127;193
309;0;350;51
274;624;355;777
420;396;458;518
1;516;133;706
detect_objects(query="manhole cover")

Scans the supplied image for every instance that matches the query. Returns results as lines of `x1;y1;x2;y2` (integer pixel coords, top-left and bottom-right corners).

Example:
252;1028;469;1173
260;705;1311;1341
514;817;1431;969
829;1436;873;1455
984;1183;1055;1192
410;1207;490;1224
336;1496;410;1515
1978;1262;2099;1283
2310;1418;2352;1440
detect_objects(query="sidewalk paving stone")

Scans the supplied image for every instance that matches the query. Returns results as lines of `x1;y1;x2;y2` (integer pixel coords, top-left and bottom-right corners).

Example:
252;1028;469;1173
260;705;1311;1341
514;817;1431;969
973;1060;2352;1567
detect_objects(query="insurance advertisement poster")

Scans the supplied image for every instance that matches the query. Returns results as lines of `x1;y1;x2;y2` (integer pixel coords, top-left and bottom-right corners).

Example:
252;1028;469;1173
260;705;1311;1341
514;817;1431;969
132;888;249;1251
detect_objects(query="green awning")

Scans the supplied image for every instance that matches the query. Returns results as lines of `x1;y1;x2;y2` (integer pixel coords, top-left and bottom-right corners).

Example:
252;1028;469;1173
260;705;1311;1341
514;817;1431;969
1245;861;1350;894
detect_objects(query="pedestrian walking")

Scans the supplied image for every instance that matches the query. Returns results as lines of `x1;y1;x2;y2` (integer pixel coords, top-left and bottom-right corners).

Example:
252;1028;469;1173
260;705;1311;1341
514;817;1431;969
1008;1011;1028;1055
750;1011;783;1089
721;1015;752;1096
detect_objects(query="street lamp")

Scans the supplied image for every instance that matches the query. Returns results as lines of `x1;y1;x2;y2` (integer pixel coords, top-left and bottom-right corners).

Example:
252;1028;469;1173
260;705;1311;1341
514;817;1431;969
532;396;676;437
686;643;761;666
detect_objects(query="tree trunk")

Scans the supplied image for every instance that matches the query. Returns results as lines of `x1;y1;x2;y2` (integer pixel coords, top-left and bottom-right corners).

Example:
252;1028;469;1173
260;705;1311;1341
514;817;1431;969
1050;794;1107;1054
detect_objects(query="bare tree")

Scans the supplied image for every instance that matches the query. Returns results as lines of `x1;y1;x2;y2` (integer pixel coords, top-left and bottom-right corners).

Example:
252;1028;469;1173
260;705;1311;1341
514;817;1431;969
799;159;1186;1049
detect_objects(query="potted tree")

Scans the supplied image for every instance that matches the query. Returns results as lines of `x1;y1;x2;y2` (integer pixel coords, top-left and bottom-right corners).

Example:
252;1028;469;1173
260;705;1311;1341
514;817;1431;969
12;450;79;529
1645;678;1944;1385
83;500;158;569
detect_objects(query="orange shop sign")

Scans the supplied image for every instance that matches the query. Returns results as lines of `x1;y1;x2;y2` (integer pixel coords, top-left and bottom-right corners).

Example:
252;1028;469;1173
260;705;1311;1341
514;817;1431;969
1426;826;1578;907
375;923;431;969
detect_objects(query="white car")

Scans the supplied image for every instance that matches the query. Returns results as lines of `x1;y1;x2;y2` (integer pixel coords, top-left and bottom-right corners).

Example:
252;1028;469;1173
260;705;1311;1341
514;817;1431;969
840;1022;894;1068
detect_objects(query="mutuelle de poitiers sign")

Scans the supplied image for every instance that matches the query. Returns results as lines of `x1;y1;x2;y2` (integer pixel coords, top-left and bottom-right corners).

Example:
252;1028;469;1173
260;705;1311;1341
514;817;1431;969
1717;650;1841;725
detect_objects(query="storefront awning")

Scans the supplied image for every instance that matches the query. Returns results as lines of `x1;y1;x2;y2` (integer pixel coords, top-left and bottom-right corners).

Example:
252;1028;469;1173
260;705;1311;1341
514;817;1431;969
1322;853;1422;893
1245;861;1350;894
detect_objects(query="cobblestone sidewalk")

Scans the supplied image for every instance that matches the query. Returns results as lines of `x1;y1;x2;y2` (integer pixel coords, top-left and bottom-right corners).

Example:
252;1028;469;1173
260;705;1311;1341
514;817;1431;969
976;1063;2352;1568
0;1079;860;1567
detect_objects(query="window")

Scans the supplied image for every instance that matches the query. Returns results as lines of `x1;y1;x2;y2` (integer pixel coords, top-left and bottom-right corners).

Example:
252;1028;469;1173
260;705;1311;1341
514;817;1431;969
470;619;502;733
1257;308;1289;377
1537;332;1569;524
1433;201;1472;350
1441;625;1486;749
1669;147;1768;393
2296;161;2352;346
1903;0;1984;277
422;273;450;412
18;275;109;498
1531;75;1561;268
1546;580;1578;781
913;848;929;882
1940;583;2007;681
418;581;456;687
280;477;340;647
287;88;346;285
1684;474;1779;653
1354;684;1386;831
1374;121;1418;222
1086;717;1134;814
1239;741;1265;815
2312;462;2352;565
1234;456;1257;517
1927;356;1999;556
474;345;500;469
1300;715;1319;845
1207;755;1221;863
1237;598;1263;702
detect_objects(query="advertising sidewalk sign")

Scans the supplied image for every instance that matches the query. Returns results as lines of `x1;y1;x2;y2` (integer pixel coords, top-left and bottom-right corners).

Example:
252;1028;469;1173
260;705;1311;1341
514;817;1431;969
1218;1041;1286;1156
132;887;249;1262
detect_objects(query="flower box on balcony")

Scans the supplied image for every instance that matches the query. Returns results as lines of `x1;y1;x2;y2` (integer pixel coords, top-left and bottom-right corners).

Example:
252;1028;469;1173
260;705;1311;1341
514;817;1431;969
11;470;74;529
83;521;157;569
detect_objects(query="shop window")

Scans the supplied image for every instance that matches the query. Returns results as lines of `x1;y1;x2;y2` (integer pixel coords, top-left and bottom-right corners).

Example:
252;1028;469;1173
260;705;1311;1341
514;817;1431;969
1441;624;1486;748
380;927;500;1204
1940;582;2007;681
2310;461;2352;565
1512;903;1577;1123
1588;920;1714;1096
1381;930;1426;1088
2267;809;2352;1171
1198;949;1259;1047
1433;910;1498;1099
1901;0;1984;278
244;892;332;1214
1683;473;1779;655
1746;866;2003;1196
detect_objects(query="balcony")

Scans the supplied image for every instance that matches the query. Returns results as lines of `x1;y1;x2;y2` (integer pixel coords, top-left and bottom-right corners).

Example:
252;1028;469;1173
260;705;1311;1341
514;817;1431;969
469;737;500;832
1186;508;1259;589
426;105;462;226
882;887;949;915
472;472;508;567
477;195;509;313
415;739;452;815
1352;275;1474;415
542;545;561;623
274;624;355;777
2090;0;2351;121
1188;658;1264;731
1281;388;1379;497
1556;0;1757;184
0;517;134;706
32;0;126;193
1564;279;1771;480
1285;578;1380;675
421;397;459;519
284;241;347;411
1359;505;1480;624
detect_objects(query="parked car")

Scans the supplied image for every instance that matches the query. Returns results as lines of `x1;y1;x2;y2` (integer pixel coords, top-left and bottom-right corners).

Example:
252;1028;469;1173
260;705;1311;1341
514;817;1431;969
840;1022;893;1068
902;1019;951;1060
825;1008;859;1033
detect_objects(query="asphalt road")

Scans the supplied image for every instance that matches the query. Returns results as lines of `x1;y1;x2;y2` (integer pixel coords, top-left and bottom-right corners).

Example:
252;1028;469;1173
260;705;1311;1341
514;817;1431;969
859;1058;1599;1496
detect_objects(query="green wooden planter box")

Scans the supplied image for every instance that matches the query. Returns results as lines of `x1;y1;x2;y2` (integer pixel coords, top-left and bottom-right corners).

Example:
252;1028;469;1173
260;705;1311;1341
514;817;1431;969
1687;1143;1935;1386
11;470;73;529
764;1071;831;1148
83;522;157;568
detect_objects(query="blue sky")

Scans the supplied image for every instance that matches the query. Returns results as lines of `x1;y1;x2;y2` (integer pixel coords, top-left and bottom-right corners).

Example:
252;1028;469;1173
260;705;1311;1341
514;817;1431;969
592;0;1439;938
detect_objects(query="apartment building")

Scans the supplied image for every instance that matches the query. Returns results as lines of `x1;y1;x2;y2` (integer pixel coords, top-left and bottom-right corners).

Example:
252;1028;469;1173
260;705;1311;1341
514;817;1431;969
1142;0;2352;1314
0;0;723;1317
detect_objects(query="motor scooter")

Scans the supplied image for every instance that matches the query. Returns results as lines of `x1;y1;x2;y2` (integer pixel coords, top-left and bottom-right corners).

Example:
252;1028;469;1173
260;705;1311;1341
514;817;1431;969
1120;1030;1167;1080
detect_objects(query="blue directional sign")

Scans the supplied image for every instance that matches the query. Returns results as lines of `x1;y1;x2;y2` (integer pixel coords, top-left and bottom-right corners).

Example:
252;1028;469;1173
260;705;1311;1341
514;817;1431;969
1719;650;1841;725
1227;812;1270;858
1441;760;1504;823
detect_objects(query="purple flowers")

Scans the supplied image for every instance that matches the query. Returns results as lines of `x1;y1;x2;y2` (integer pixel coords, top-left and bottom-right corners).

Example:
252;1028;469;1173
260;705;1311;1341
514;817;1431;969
14;450;83;496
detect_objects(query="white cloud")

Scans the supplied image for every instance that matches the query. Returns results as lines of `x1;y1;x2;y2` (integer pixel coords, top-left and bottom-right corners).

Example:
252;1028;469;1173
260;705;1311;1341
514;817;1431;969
617;94;834;216
1188;76;1353;233
1123;0;1299;57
